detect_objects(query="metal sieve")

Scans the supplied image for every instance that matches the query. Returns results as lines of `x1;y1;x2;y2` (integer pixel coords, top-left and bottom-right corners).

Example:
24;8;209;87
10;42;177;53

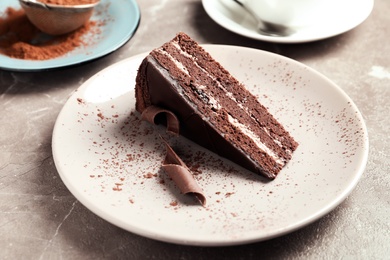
19;0;100;35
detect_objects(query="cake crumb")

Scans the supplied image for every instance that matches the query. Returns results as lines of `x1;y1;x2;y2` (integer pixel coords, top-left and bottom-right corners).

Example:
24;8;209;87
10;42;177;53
225;192;234;198
170;200;178;206
144;172;156;178
113;183;123;191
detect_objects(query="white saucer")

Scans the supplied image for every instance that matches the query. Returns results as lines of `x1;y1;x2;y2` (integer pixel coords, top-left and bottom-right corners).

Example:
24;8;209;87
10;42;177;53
202;0;374;43
52;45;368;246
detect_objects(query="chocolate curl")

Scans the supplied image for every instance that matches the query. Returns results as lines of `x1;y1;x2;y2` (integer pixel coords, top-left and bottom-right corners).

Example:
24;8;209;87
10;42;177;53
141;106;206;206
161;138;207;206
141;105;180;135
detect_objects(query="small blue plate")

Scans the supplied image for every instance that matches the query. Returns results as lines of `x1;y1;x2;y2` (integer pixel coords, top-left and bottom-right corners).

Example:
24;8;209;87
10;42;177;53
0;0;140;71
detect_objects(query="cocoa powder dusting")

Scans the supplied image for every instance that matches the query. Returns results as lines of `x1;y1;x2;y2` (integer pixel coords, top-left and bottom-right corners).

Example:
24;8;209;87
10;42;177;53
0;7;99;60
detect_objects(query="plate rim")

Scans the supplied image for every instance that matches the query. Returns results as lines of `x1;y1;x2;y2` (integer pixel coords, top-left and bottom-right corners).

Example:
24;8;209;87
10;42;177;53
0;0;140;72
52;44;369;246
202;0;374;43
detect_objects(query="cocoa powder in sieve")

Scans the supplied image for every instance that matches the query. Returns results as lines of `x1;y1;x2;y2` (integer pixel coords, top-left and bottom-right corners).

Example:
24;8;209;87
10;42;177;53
0;7;98;60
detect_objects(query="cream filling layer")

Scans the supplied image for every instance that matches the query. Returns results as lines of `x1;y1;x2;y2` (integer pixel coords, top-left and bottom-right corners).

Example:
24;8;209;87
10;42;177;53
227;114;284;166
157;47;189;76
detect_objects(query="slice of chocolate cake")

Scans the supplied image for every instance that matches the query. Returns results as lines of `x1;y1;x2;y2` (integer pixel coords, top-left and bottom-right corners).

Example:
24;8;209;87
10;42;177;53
135;32;298;179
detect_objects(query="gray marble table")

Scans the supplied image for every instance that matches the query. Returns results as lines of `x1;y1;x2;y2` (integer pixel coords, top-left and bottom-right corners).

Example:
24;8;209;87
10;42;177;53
1;0;389;259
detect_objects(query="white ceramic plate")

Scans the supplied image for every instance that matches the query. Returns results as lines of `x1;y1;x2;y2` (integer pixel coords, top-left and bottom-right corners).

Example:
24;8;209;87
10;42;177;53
202;0;374;43
0;0;140;71
52;45;369;246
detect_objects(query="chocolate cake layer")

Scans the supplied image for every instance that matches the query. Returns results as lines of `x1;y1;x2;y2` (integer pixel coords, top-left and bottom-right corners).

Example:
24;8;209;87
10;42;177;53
135;32;298;179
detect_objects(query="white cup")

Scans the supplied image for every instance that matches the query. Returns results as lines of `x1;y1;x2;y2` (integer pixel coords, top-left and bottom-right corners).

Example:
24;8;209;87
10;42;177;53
242;0;329;27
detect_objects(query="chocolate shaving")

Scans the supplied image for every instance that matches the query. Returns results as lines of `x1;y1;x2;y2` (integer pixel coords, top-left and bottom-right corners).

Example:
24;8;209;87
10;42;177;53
140;105;206;206
161;138;206;206
141;105;179;135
